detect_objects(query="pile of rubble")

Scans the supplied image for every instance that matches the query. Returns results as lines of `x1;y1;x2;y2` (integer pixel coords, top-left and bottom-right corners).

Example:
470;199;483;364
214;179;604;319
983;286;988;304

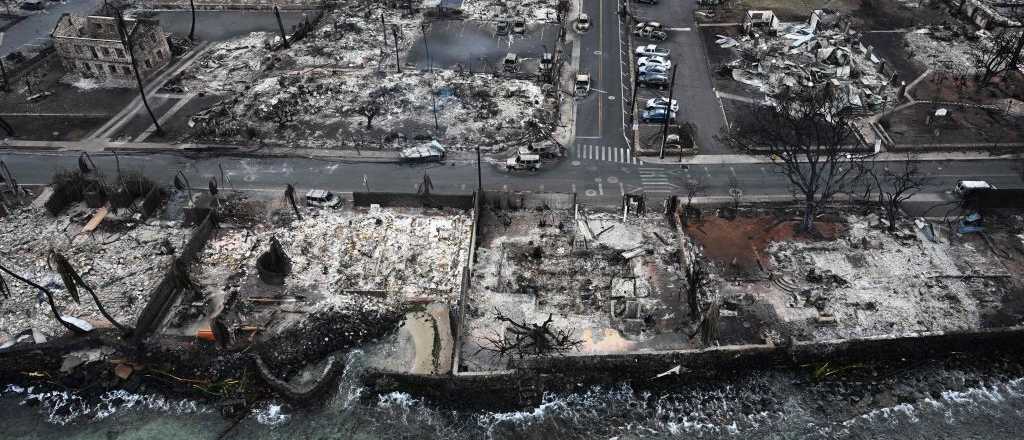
174;2;552;151
718;11;897;113
463;210;686;370
197;207;472;304
760;215;1009;340
459;0;560;23
903;27;985;72
0;206;187;339
186;58;548;150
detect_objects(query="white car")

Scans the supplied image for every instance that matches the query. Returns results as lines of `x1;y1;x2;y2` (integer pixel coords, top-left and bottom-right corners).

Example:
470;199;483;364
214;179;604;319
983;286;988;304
635;44;670;58
639;64;669;76
305;189;342;208
645;97;679;113
637;56;671;70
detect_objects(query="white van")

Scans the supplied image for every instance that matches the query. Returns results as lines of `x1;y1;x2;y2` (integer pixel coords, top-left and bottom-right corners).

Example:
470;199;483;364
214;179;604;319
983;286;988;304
955;180;996;194
506;153;542;171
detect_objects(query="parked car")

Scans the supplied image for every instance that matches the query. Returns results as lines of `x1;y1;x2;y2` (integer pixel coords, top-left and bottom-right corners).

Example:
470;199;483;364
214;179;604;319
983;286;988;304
512;19;526;34
576;13;591;32
400;141;446;162
20;0;45;10
574;73;591;96
305;190;342;208
637;55;671;70
635;44;670;58
506;153;542;171
634;22;668;41
525;141;564;158
639;73;669;88
638;64;669;76
955;180;996;195
496;20;510;36
640;108;676;123
646;97;679;112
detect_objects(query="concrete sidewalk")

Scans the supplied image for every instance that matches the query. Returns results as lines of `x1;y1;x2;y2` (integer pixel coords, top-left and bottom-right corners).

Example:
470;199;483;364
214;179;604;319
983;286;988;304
1;137;1018;164
637;151;1022;165
0;138;481;162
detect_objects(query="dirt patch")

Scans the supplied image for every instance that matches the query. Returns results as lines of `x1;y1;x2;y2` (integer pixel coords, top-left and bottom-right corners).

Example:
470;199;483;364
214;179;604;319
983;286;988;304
881;102;1024;146
686;214;844;277
912;71;1024;105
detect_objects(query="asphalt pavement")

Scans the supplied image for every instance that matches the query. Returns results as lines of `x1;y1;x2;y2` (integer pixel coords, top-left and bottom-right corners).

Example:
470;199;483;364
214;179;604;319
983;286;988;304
0;0;103;59
627;0;727;154
573;0;633;158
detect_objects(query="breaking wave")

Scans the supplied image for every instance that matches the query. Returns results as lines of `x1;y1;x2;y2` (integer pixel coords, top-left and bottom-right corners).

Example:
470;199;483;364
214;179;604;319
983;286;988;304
3;386;209;426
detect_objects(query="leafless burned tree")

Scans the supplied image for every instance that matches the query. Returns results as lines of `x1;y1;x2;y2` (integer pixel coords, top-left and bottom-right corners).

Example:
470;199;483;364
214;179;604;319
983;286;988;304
681;178;705;227
681;240;712;321
978;29;1024;86
354;86;399;129
720;87;865;233
477;309;582;359
868;155;929;233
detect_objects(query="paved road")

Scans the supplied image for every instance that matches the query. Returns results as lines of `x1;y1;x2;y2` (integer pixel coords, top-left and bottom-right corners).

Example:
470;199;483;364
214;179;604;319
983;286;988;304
0;0;103;59
145;10;308;41
573;0;632;159
3;151;1020;209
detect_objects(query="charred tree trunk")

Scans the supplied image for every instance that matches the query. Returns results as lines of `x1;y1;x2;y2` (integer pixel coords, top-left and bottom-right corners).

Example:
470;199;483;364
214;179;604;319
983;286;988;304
0;264;88;335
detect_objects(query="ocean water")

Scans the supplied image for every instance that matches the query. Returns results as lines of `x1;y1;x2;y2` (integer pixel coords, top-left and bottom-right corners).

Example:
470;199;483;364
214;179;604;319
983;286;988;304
4;353;1024;440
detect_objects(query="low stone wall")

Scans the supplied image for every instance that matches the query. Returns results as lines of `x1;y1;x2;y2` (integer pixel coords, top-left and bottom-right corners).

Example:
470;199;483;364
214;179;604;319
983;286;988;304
352;191;475;209
138;0;330;10
134;212;217;338
480;190;575;210
364;369;539;409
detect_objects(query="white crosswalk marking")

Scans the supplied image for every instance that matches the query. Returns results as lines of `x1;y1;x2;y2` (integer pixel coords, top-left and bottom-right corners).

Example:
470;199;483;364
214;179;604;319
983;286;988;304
574;143;644;165
639;167;675;193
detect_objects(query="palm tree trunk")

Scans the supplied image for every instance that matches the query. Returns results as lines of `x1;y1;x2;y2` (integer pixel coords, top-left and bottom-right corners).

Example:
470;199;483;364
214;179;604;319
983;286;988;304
0;264;88;335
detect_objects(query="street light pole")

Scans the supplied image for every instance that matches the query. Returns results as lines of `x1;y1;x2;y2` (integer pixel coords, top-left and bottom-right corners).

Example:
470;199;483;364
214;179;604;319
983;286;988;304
659;65;677;159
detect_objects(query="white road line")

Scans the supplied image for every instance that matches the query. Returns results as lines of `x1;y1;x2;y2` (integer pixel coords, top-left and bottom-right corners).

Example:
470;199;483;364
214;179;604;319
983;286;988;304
667;27;692;31
135;93;196;142
598;182;604;195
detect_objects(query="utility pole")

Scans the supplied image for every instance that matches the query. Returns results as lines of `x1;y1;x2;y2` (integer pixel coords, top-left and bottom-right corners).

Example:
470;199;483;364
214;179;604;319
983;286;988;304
188;0;196;41
274;6;290;48
0;58;8;92
392;25;401;73
115;10;162;137
422;22;439;131
659;65;677;159
476;145;482;191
